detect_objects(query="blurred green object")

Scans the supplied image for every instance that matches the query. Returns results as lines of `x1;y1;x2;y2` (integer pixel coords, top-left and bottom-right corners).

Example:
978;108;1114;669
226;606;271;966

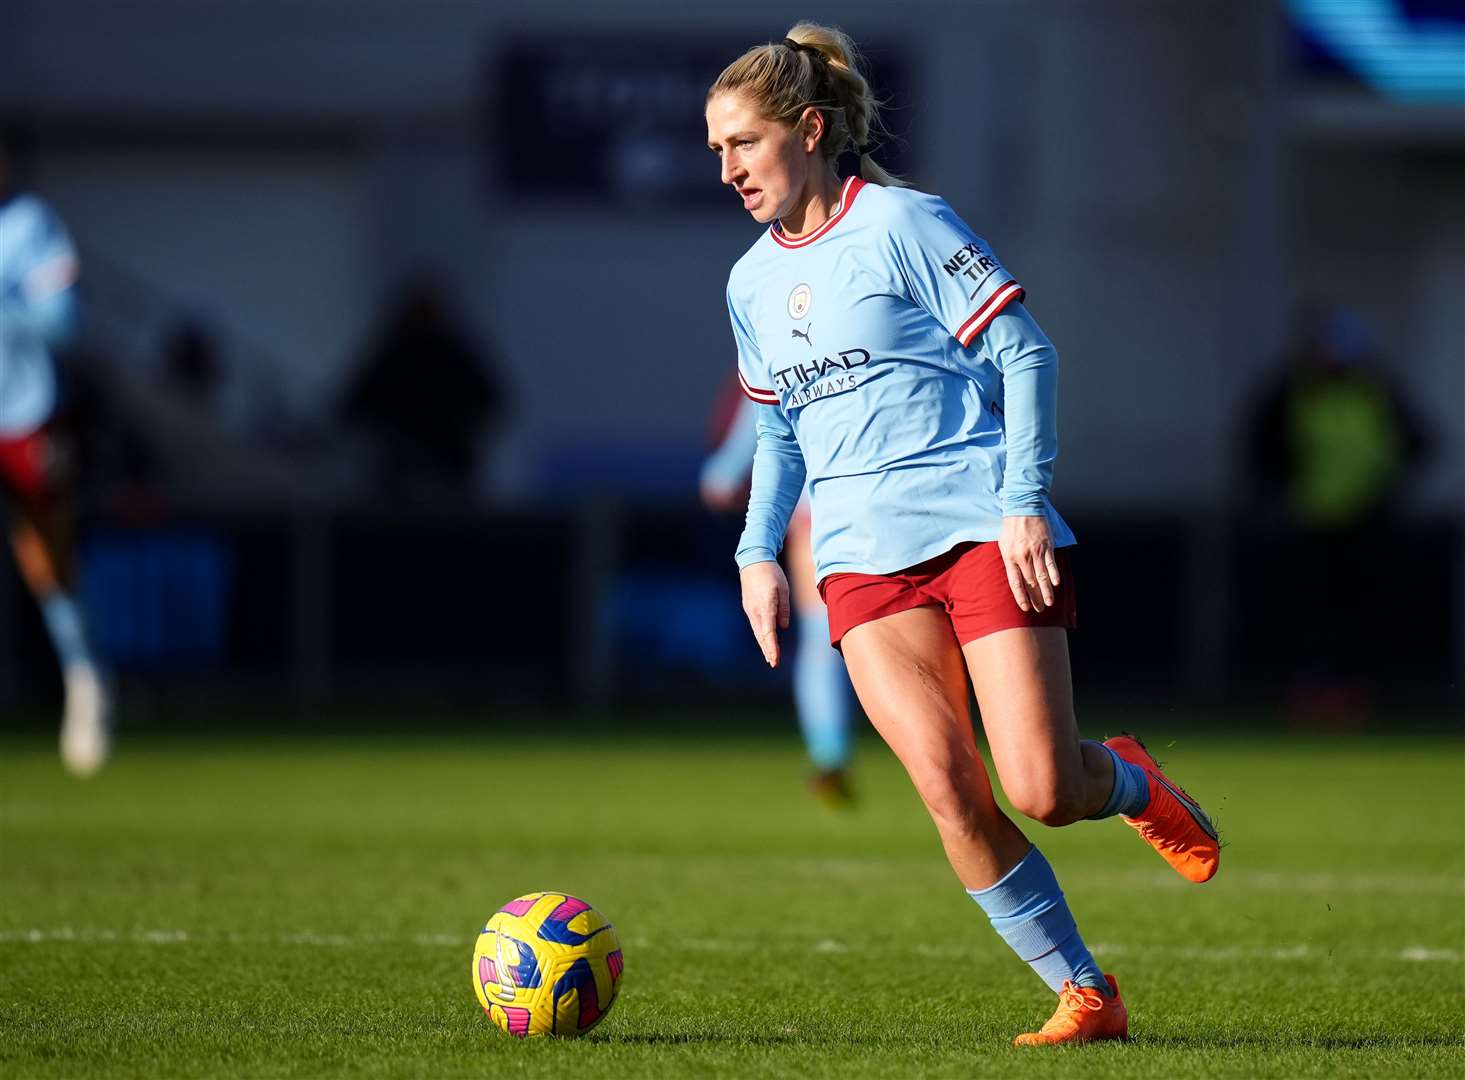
1;719;1462;1078
1287;373;1406;529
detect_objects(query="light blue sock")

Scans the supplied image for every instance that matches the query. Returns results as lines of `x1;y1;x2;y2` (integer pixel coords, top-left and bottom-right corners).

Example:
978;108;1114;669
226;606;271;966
40;592;95;670
967;845;1109;994
793;606;854;771
1086;742;1151;819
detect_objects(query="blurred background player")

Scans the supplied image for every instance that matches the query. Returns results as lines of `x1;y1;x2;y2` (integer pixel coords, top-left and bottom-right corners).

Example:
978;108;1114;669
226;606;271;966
0;139;110;775
701;374;857;804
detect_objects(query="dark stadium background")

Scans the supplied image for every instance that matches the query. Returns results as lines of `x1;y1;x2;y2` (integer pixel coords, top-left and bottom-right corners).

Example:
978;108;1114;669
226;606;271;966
1;0;1461;725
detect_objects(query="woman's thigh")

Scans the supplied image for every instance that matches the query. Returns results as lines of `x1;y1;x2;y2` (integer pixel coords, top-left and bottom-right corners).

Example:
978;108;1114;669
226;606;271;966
841;606;990;795
843;606;1032;884
961;626;1085;808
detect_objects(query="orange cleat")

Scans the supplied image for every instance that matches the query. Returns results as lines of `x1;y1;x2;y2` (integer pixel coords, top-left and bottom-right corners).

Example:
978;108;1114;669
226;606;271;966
1013;975;1128;1046
1105;733;1220;883
808;768;856;809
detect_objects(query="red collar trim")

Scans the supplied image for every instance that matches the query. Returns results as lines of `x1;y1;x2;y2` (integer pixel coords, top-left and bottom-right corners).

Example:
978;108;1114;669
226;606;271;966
769;176;865;249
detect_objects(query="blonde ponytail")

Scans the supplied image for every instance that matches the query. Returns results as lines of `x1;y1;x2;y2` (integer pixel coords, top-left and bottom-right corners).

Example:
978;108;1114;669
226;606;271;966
708;22;906;187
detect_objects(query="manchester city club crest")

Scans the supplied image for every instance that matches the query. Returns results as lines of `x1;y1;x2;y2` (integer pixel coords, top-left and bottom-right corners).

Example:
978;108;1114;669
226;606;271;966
788;283;812;320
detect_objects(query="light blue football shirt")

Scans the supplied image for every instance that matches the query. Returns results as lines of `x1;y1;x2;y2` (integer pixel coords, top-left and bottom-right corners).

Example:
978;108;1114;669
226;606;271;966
0;193;78;437
727;176;1074;579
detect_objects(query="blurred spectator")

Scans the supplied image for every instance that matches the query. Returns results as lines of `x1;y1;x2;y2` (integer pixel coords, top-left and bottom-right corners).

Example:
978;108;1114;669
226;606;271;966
161;317;224;413
1245;307;1428;529
1238;306;1431;724
83;315;305;507
341;275;506;498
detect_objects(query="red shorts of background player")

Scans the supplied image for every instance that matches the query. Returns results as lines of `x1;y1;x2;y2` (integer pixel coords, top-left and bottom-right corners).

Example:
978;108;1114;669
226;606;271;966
0;422;73;505
818;541;1077;649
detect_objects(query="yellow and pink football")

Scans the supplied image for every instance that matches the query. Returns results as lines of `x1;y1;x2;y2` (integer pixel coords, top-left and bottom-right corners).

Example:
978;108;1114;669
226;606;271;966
471;892;624;1038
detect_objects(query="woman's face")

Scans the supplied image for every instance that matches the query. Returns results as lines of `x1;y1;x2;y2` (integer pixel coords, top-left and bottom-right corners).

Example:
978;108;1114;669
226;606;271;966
706;92;819;225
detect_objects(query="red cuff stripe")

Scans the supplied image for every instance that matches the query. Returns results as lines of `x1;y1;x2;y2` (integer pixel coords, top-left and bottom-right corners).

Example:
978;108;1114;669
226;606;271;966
956;280;1025;347
738;370;780;405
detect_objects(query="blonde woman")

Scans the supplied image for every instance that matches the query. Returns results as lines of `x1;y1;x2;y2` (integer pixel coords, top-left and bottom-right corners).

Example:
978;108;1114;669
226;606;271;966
706;23;1219;1046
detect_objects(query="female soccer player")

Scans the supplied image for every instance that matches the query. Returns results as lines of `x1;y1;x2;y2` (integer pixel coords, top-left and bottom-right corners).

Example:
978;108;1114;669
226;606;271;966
0;146;110;776
701;384;857;804
706;24;1220;1045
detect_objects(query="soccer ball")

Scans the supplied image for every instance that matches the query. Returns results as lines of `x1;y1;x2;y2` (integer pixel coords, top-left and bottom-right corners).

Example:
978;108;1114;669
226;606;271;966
472;891;624;1038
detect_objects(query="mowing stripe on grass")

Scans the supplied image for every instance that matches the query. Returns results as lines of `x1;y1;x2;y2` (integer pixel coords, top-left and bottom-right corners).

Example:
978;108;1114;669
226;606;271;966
3;926;1459;964
1087;868;1464;895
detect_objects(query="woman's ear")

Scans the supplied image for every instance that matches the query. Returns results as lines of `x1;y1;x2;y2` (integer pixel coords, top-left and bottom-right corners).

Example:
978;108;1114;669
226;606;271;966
799;106;825;153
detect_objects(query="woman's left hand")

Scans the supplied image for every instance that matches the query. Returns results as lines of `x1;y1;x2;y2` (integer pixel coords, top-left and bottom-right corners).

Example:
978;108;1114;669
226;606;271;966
999;515;1060;613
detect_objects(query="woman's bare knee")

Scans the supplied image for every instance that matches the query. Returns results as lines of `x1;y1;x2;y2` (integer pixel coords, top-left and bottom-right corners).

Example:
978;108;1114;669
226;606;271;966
910;757;995;839
1006;775;1088;827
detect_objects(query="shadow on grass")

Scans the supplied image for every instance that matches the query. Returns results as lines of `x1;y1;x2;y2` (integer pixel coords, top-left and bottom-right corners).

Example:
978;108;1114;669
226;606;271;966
606;1032;808;1046
1139;1034;1465;1051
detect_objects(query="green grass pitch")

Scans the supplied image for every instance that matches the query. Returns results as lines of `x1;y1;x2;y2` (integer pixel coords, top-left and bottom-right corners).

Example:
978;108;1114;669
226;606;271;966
2;715;1462;1078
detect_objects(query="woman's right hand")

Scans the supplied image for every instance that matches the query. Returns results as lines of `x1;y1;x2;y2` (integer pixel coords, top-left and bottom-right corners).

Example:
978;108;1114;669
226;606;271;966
740;560;790;667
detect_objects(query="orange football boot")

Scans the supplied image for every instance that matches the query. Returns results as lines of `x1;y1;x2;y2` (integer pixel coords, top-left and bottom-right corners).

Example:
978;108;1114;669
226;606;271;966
1104;733;1220;883
808;768;856;809
1013;975;1128;1046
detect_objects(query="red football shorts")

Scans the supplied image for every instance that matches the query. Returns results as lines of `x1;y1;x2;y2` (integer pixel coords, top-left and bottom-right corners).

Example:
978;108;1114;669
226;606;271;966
0;423;72;504
818;541;1077;648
